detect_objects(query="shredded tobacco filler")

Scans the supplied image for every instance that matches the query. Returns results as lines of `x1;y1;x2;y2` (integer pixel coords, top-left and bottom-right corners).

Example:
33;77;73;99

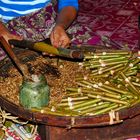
0;47;140;117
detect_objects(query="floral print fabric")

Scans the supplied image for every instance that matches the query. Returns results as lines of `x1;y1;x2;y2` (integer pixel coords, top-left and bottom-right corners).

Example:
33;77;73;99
0;2;94;60
6;3;94;44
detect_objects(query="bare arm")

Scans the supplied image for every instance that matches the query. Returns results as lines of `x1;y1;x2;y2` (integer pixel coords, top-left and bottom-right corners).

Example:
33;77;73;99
50;6;77;48
56;6;77;29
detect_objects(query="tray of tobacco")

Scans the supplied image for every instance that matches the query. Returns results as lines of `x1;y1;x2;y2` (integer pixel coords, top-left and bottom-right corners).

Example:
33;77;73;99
0;46;140;128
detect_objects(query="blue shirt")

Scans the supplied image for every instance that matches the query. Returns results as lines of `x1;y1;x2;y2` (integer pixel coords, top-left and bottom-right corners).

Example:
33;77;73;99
0;0;78;22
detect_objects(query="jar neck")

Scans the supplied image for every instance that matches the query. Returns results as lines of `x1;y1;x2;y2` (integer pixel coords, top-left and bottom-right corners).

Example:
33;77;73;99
22;75;47;87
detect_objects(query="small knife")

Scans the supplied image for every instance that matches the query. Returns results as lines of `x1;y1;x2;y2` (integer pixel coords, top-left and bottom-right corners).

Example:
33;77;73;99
9;39;84;59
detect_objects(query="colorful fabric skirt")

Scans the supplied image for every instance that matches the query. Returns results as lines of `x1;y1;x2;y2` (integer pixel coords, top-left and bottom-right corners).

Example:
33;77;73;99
0;2;95;60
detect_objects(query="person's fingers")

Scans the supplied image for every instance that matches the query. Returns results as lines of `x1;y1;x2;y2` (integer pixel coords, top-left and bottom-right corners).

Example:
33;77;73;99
60;36;71;48
50;25;71;48
58;39;63;47
64;38;71;47
53;36;60;48
63;41;71;48
50;31;55;47
50;28;60;48
50;32;59;47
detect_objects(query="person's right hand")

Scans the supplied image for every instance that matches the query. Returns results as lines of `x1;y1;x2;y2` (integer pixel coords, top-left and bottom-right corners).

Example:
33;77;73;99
50;25;71;48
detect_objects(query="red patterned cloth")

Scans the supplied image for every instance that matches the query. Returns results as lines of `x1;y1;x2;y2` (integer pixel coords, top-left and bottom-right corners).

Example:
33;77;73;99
6;3;94;44
126;136;140;140
77;0;140;50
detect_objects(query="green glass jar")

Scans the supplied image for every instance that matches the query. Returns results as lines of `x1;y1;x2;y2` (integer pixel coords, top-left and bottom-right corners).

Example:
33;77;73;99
19;75;50;109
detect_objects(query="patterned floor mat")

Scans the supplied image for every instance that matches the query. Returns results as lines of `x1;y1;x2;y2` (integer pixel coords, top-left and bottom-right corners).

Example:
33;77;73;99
78;0;140;50
126;137;140;140
78;0;140;139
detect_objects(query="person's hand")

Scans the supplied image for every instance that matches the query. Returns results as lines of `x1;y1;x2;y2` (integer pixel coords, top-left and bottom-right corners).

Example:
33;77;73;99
50;25;71;48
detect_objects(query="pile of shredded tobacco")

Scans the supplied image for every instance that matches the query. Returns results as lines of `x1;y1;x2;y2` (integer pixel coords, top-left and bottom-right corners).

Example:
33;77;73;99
0;56;86;106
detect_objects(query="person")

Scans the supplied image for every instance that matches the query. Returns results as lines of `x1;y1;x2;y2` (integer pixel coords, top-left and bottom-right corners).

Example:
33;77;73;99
0;0;94;60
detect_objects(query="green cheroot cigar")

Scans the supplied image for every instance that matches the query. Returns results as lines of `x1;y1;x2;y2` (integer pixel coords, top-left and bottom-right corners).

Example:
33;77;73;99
120;72;140;95
57;100;85;107
89;60;128;69
61;96;89;102
64;99;101;110
88;94;129;105
114;105;128;111
92;103;119;116
93;51;130;56
132;82;140;87
87;56;129;64
122;58;140;73
80;80;122;96
130;99;140;107
65;92;83;97
90;63;124;75
80;102;110;115
84;53;130;60
66;87;121;99
73;103;97;112
32;107;80;116
83;89;121;99
84;54;121;60
101;83;131;95
125;70;138;76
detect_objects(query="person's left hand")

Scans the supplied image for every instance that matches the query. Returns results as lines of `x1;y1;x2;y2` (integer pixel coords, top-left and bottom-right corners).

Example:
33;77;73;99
50;25;71;48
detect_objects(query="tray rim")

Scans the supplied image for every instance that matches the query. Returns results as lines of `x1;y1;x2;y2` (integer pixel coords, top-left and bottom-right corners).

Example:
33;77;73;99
1;95;140;128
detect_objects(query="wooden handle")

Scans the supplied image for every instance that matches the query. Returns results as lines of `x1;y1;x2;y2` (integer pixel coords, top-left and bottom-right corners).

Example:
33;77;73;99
0;37;29;78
